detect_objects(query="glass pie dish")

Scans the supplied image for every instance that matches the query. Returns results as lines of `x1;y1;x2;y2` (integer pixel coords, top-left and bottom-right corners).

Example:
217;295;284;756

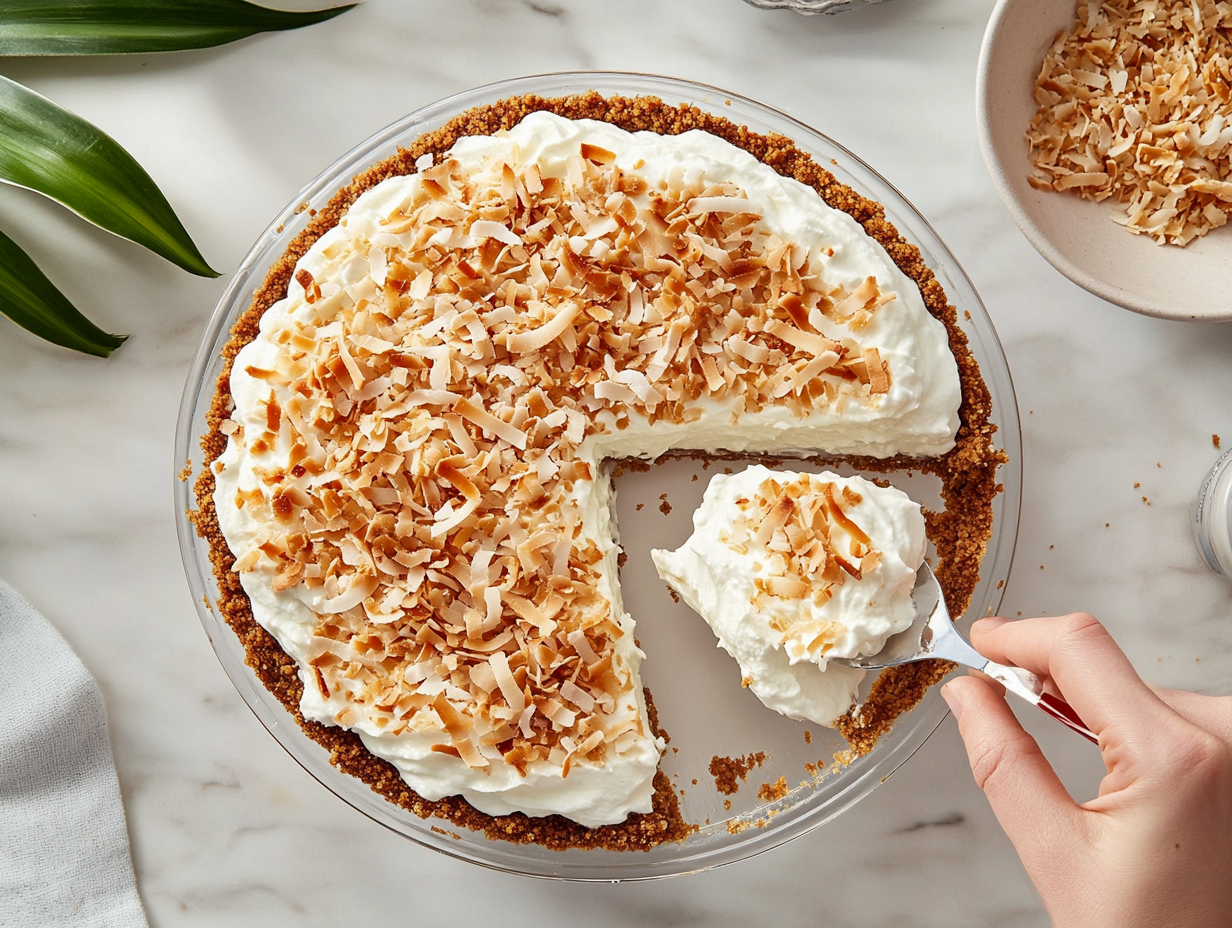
174;71;1021;881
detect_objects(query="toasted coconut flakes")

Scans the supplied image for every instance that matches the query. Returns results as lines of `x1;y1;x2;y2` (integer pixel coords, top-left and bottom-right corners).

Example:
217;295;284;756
864;348;890;395
567;629;601;665
318;573;378;614
505;301;584;354
1029;0;1232;245
755;495;795;546
430;497;479;538
727;337;771;365
579;143;617;165
436;462;481;503
456;398;528;450
687;196;763;215
763;319;841;359
469;219;522;247
490;651;525;715
765;576;810;598
560;679;596;713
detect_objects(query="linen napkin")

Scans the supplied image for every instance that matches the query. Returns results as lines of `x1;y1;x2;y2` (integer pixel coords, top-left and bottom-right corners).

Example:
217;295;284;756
0;578;150;928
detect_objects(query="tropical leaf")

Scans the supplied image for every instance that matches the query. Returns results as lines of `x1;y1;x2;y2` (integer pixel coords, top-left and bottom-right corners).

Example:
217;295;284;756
0;0;356;56
0;75;218;277
0;226;126;357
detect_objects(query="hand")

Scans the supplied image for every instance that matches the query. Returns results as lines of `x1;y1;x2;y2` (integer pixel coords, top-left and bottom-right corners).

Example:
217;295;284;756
942;613;1232;928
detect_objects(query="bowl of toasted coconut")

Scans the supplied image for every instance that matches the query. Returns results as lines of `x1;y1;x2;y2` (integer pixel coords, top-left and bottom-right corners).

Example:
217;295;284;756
979;0;1232;321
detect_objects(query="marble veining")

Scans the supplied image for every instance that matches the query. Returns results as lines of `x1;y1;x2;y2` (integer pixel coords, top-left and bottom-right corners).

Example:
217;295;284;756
1;1;1230;925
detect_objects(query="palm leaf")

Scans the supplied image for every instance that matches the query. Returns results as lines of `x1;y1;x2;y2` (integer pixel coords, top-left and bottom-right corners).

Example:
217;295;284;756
0;0;356;56
0;75;218;276
0;226;126;357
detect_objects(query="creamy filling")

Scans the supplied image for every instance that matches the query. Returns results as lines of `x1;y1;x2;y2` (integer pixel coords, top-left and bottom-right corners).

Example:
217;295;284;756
652;466;927;725
213;112;960;826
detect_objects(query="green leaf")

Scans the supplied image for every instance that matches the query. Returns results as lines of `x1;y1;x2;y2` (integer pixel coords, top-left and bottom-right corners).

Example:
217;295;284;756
0;75;218;277
0;0;356;56
0;225;126;357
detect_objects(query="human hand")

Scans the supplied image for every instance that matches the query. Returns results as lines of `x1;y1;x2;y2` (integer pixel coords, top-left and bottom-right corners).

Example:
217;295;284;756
941;613;1232;928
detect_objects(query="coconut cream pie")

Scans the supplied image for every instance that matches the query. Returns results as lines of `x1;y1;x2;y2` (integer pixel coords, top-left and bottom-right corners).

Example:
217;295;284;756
192;92;1000;849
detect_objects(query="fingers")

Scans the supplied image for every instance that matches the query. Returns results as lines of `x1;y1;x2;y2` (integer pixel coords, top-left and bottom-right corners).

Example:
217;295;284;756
968;613;1172;738
1151;688;1232;746
942;676;1086;871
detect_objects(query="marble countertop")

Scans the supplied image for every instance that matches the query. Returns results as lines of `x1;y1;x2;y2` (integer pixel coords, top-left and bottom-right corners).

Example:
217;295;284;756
2;0;1230;924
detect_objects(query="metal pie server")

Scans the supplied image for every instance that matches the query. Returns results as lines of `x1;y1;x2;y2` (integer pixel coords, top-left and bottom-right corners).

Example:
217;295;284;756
828;562;1098;743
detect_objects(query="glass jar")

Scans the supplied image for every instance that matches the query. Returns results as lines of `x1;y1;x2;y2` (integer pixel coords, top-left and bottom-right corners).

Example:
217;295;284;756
1193;450;1232;575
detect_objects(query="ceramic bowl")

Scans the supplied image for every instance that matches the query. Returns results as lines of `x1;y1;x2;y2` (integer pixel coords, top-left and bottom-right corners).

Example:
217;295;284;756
977;0;1232;321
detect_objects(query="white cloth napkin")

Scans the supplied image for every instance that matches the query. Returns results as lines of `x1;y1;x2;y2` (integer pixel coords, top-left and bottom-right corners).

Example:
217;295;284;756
0;579;149;928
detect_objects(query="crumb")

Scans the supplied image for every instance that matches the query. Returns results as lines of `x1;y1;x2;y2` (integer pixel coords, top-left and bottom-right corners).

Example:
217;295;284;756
1134;482;1141;488
964;310;972;320
1215;434;1222;449
757;777;789;802
178;459;193;482
723;799;732;811
692;473;699;482
804;729;812;744
659;493;672;515
710;752;768;795
636;502;644;511
692;778;698;785
1105;522;1110;527
996;579;1004;589
1049;544;1054;549
1143;496;1151;505
667;588;679;603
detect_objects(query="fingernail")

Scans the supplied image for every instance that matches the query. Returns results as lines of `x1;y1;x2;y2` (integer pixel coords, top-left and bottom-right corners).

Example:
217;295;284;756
941;682;964;722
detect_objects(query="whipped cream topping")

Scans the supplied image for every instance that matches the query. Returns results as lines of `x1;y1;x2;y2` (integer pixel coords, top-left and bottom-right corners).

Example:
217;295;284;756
652;466;927;725
213;112;959;826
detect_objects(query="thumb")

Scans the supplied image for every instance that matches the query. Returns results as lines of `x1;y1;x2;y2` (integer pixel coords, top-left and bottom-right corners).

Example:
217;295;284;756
943;676;1089;876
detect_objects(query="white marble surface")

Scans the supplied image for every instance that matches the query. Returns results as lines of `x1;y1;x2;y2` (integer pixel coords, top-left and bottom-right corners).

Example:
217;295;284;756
2;0;1231;924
